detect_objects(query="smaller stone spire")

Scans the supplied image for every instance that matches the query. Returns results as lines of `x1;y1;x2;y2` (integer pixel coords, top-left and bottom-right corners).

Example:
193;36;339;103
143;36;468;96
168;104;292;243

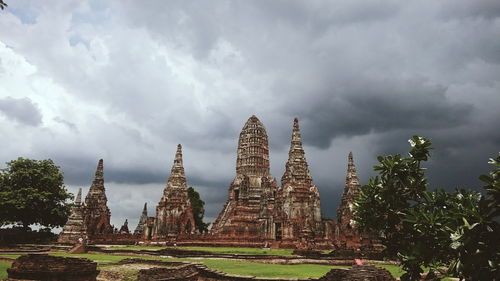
166;144;187;188
58;189;86;244
345;152;360;195
119;219;130;234
337;152;361;225
281;117;312;186
134;203;148;235
75;188;82;205
83;159;113;235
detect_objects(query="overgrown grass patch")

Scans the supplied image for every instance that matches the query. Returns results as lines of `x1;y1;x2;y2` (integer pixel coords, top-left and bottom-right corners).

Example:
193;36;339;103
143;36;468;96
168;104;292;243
0;261;12;279
0;254;20;259
375;264;405;278
183;259;343;278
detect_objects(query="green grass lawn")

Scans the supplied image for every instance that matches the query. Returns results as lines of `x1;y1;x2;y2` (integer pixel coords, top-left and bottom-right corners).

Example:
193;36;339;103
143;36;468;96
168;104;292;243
376;264;405;278
189;259;341;278
1;251;447;279
0;254;21;259
49;252;339;278
0;262;12;279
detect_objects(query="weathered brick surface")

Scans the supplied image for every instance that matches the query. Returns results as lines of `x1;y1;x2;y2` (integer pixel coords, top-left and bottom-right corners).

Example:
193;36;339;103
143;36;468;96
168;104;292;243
119;219;130;234
319;265;395;281
278;118;324;246
211;116;279;240
334;153;382;254
83;159;113;236
152;144;197;239
134;203;149;235
6;254;99;281
57;188;86;244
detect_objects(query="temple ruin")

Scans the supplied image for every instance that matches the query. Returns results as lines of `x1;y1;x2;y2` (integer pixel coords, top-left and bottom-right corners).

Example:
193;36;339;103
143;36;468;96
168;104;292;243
211;115;280;240
58;116;378;253
152;144;197;239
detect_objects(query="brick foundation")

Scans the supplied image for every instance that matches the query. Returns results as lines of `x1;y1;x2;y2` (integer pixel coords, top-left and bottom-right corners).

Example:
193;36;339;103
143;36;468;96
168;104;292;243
5;254;99;281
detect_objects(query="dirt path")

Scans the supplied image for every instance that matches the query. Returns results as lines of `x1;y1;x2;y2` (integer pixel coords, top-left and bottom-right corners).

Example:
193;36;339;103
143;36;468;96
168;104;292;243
97;263;166;281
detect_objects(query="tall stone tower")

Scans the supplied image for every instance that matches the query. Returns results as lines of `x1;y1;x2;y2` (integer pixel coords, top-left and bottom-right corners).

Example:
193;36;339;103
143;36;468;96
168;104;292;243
58;188;86;244
211;115;279;240
83;159;113;235
336;152;362;245
133;203;148;235
280;118;322;241
152;144;196;239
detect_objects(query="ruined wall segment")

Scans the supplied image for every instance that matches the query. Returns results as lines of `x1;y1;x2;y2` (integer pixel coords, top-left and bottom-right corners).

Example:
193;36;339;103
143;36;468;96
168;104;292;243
152;144;197;239
211;115;279;240
83;159;113;236
280;118;323;242
58;188;87;244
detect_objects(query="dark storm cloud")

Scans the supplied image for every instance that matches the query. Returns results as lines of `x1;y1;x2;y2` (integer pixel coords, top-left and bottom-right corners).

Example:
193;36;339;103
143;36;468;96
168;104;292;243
0;96;42;126
294;79;473;149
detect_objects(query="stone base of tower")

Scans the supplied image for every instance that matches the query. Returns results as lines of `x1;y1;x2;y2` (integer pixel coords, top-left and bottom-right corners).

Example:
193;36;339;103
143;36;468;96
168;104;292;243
57;231;87;245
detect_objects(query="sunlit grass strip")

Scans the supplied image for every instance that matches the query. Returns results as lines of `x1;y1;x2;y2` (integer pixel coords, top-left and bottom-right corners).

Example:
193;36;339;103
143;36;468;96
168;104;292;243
0;261;12;279
0;254;20;259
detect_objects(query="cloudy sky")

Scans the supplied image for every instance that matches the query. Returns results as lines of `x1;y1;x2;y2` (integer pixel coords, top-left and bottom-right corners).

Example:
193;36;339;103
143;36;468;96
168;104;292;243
1;0;499;230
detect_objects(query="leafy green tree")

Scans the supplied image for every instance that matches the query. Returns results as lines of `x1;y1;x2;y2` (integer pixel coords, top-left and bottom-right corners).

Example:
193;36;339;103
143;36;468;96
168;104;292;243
187;186;209;233
354;137;500;280
0;158;72;229
448;155;500;280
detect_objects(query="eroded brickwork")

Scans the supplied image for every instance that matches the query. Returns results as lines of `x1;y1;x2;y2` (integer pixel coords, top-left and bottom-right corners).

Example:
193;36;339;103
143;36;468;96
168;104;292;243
6;254;99;281
335;152;382;252
134;203;148;235
279;118;323;244
119;219;130;234
337;152;361;238
58;188;86;244
152;144;197;238
211;116;279;240
83;159;113;236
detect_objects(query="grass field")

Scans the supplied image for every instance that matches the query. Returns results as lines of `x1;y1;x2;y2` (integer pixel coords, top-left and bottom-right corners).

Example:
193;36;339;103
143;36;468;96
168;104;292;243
0;262;12;279
0;251;433;279
0;254;21;259
192;259;340;278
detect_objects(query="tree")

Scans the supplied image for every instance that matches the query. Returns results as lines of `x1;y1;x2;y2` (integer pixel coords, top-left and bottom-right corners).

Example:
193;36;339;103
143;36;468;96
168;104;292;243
187;186;209;233
354;136;500;280
448;154;500;280
0;0;7;10
0;158;72;229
